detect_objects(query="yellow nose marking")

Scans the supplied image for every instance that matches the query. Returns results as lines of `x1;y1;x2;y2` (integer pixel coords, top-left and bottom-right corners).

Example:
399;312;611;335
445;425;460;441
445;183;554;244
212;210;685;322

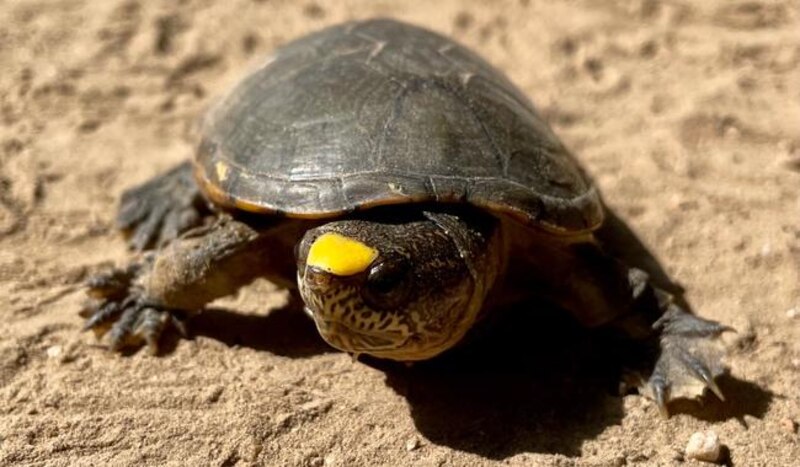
307;232;378;276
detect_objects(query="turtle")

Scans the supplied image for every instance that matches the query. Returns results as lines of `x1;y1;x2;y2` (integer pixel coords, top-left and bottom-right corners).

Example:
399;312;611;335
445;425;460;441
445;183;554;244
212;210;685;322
83;18;728;415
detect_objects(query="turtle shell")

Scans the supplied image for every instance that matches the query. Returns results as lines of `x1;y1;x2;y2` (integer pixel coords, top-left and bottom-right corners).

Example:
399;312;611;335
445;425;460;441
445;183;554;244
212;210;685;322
195;19;603;234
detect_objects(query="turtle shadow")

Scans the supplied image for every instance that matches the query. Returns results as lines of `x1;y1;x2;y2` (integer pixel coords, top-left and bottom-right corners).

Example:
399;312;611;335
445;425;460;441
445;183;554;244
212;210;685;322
189;304;334;358
669;373;772;425
374;301;626;458
376;302;770;459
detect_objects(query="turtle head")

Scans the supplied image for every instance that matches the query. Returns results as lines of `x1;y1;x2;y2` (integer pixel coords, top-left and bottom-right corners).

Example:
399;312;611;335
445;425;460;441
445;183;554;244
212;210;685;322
296;209;502;361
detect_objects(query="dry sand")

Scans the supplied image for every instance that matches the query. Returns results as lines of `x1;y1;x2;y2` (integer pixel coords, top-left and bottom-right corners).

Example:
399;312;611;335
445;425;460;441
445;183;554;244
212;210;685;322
1;0;799;465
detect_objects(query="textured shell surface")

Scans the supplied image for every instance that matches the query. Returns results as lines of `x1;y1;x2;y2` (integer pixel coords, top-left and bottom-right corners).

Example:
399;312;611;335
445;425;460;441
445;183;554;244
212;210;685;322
196;19;602;233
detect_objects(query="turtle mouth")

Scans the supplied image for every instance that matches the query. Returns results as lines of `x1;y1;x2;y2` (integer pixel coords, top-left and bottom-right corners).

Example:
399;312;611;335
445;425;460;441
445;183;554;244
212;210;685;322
316;319;406;352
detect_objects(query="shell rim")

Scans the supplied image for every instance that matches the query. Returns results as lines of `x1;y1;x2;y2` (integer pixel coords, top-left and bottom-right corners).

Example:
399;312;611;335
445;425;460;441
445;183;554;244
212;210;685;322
194;161;605;235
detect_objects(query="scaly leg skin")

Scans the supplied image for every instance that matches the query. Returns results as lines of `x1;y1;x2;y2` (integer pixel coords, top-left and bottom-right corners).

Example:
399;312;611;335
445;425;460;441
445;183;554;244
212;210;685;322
643;297;729;417
81;256;186;353
117;160;208;252
82;217;287;353
620;269;730;417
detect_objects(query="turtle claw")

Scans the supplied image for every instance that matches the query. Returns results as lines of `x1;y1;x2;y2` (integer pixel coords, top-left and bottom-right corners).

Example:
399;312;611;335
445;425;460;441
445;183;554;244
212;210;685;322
641;304;729;416
652;382;669;419
85;263;141;299
81;300;124;331
83;260;182;354
117;161;206;252
106;306;170;354
170;314;189;339
706;378;725;402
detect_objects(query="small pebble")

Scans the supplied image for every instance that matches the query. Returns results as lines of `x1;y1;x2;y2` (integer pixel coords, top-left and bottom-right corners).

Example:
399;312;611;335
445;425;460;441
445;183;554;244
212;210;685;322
723;125;741;140
204;385;224;403
786;308;799;319
685;431;723;464
405;437;421;451
779;418;798;434
46;345;62;359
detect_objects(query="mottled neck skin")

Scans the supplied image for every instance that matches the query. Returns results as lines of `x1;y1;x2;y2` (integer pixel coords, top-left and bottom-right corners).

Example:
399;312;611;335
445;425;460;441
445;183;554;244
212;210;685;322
296;206;507;361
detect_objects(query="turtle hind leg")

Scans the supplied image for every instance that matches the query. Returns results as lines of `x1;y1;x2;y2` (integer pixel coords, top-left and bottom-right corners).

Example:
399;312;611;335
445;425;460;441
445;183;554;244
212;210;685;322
529;235;732;417
117;160;208;251
642;302;730;417
614;271;731;417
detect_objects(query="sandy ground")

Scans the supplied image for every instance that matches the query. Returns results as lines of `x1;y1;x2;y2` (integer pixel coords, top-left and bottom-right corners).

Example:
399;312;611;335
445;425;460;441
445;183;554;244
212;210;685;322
1;0;799;465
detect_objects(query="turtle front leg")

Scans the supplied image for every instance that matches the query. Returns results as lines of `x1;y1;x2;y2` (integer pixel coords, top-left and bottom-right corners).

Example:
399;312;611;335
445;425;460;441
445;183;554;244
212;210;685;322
83;217;294;353
82;255;182;353
117;160;209;251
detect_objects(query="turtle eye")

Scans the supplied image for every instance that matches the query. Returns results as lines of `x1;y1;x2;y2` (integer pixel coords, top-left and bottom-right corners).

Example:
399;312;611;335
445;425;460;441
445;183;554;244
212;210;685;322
362;256;411;310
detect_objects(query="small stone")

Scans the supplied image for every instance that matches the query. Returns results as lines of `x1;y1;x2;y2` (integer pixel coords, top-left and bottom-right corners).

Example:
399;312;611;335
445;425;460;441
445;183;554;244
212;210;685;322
454;11;474;30
47;341;80;364
405;437;421;451
685;431;723;464
791;358;800;369
46;345;62;359
302;3;325;19
243;436;263;462
786;308;799;319
723;125;741;140
779;418;798;434
78;119;101;133
204;386;223;403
